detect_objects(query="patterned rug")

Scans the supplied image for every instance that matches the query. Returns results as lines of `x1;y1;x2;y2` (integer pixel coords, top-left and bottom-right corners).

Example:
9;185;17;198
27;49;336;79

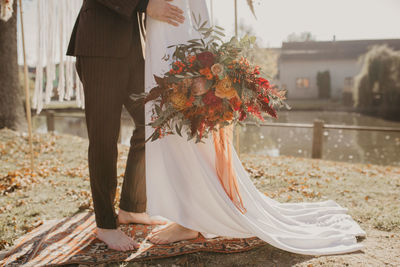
0;212;265;266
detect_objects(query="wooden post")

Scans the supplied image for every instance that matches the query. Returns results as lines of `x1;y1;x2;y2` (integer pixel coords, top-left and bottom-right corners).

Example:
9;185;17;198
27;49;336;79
312;120;324;159
234;0;238;37
210;0;214;26
18;0;34;169
46;112;55;132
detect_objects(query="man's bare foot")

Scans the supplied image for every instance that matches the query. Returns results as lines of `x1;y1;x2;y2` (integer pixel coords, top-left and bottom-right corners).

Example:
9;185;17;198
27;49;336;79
149;223;199;244
95;228;138;251
118;209;167;225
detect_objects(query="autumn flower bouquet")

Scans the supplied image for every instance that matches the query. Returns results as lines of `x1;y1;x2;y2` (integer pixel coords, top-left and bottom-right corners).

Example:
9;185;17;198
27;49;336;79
132;16;287;143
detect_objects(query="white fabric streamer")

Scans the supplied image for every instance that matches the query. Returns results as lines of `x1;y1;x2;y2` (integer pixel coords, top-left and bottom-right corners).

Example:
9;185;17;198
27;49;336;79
64;0;73;100
33;0;44;114
45;0;55;104
33;0;83;114
0;0;13;22
57;0;65;101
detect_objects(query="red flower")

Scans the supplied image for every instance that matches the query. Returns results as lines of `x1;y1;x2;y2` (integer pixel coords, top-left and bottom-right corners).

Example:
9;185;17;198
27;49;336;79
229;97;242;111
239;110;247;121
258;94;269;104
256;77;270;89
187;55;196;63
202;90;222;107
185;96;195;107
170;61;186;74
247;105;264;121
197;51;215;68
259;101;277;119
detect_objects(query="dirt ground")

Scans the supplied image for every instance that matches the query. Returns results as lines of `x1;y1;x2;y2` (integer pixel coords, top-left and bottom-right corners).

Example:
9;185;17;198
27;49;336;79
1;128;399;266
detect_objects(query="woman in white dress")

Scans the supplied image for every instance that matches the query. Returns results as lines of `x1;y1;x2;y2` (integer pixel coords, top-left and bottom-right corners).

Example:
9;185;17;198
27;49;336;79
144;0;365;255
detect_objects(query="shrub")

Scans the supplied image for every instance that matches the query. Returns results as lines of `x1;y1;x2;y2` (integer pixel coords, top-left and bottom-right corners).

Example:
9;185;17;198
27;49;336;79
354;45;400;119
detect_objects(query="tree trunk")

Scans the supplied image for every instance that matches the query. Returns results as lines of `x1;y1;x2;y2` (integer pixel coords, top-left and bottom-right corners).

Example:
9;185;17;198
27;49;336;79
0;1;24;130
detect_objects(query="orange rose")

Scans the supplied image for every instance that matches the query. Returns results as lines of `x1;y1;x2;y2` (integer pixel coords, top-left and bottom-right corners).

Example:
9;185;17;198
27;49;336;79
199;68;213;80
170;92;188;110
215;77;238;99
211;63;224;76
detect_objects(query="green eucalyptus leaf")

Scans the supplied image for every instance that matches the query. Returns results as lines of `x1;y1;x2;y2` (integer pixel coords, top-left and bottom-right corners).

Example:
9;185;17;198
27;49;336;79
215;31;225;37
151;130;160;142
175;124;182;137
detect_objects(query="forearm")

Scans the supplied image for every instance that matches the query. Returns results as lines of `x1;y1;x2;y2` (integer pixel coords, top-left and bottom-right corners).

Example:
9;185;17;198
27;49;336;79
94;0;148;19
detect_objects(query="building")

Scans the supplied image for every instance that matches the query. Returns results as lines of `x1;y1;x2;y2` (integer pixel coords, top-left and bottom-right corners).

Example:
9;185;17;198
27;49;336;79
278;39;400;100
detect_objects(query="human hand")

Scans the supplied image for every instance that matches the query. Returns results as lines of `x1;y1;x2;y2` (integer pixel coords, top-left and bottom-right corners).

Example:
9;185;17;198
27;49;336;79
147;0;185;27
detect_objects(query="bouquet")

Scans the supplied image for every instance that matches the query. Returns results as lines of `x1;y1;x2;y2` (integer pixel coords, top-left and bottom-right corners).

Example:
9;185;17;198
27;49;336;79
132;15;287;143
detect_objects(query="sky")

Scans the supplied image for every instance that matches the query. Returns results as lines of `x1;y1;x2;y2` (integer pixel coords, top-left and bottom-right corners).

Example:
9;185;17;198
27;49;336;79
209;0;400;47
17;0;400;65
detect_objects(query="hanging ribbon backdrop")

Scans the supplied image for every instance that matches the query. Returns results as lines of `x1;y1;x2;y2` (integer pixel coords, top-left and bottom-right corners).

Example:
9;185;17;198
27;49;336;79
33;0;84;114
0;0;13;21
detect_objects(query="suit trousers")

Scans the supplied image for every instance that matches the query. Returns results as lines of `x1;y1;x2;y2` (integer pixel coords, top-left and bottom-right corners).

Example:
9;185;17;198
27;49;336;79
76;44;146;229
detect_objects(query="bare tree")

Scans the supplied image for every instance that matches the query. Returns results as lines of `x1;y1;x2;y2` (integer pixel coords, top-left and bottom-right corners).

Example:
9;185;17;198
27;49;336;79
286;32;316;42
0;1;24;130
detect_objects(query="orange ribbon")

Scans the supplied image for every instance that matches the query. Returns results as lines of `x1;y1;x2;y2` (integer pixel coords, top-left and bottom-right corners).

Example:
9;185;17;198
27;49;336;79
213;126;246;214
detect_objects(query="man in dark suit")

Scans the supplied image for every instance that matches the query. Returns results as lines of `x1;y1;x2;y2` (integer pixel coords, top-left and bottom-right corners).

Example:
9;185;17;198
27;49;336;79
67;0;184;251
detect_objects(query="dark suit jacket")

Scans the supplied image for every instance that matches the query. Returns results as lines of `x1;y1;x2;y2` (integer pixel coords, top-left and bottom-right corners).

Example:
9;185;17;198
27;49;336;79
67;0;148;58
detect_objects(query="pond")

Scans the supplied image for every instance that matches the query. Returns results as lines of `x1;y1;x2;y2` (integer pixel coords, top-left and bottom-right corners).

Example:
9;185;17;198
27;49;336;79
240;111;400;166
32;111;400;166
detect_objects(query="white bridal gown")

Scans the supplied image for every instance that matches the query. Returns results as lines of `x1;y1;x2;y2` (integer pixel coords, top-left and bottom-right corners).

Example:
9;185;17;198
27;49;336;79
144;0;365;255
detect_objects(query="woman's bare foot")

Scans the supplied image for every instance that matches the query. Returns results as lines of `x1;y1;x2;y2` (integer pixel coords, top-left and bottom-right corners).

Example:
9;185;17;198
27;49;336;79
118;209;167;225
149;223;199;244
95;228;138;251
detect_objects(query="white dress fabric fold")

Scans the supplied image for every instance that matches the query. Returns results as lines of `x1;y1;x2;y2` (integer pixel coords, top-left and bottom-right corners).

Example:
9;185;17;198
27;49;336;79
144;0;365;256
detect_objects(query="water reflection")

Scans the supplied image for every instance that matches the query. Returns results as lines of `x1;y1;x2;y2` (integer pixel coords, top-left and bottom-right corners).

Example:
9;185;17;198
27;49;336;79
239;111;400;166
32;111;400;166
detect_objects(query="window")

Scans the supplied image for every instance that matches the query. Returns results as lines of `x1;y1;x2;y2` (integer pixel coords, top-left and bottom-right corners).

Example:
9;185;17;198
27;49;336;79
344;77;354;92
296;78;310;89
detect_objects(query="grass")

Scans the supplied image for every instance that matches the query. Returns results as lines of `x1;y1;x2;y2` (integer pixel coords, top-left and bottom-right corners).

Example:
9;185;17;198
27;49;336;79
1;128;400;266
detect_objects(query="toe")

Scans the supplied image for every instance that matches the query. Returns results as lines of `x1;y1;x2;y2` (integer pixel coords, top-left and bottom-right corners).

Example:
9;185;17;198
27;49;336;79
121;241;131;251
114;244;124;251
150;235;160;244
158;238;169;245
124;239;135;250
129;239;139;250
152;228;163;234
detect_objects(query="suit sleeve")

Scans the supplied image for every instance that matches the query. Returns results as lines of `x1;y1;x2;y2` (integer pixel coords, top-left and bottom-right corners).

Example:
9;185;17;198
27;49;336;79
136;0;149;13
94;0;148;20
